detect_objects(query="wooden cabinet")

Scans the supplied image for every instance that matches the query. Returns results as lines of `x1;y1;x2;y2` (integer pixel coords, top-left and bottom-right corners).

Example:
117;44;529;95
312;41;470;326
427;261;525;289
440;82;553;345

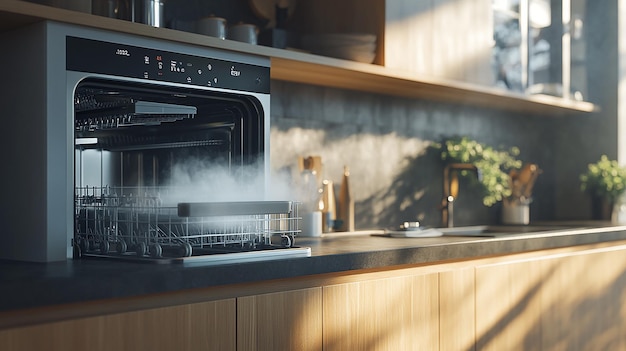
236;271;447;351
475;258;544;350
272;0;594;114
3;243;626;351
439;267;475;351
0;299;236;351
237;288;323;351
322;272;439;350
384;0;494;85
240;268;468;351
292;0;494;86
300;243;625;351
0;1;597;114
475;245;626;351
539;247;626;350
289;0;385;66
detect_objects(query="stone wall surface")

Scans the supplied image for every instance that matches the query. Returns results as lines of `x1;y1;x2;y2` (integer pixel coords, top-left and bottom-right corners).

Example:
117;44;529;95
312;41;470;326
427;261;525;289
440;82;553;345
270;81;560;229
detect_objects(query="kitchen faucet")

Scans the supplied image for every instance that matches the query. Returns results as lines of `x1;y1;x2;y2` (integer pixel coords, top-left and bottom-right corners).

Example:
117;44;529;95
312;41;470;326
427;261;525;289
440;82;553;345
441;163;482;227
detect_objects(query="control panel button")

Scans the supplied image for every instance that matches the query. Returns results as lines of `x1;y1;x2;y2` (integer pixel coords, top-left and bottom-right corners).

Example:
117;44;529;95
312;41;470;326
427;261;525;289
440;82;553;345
230;65;241;77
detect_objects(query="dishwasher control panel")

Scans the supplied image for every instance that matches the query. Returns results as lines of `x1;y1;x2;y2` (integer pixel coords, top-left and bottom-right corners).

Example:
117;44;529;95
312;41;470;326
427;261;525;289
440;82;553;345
66;36;269;94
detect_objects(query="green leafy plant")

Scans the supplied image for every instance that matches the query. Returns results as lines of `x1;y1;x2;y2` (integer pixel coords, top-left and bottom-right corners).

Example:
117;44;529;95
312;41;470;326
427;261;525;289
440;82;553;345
580;155;626;203
438;137;522;206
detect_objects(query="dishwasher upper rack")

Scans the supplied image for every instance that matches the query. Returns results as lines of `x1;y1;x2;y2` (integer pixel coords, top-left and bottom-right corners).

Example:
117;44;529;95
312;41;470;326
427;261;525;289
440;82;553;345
74;186;301;259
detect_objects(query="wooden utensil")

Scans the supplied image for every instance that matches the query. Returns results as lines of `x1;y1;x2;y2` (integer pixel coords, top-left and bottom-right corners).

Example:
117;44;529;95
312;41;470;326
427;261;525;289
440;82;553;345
517;163;535;187
522;166;542;199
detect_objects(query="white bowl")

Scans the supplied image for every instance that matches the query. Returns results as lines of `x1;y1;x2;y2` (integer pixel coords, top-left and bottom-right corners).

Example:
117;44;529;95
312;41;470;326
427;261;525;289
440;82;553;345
315;47;377;63
301;33;376;49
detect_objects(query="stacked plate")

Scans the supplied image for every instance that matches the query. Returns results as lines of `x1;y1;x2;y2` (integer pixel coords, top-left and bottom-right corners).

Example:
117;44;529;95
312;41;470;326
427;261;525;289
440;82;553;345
300;33;377;63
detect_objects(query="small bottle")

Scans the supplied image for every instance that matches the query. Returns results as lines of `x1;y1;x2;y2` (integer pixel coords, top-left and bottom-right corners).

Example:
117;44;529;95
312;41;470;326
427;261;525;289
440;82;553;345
338;166;355;232
321;180;336;232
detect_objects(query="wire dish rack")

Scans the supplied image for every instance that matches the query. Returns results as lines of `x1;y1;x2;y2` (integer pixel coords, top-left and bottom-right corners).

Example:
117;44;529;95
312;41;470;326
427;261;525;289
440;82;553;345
74;186;305;262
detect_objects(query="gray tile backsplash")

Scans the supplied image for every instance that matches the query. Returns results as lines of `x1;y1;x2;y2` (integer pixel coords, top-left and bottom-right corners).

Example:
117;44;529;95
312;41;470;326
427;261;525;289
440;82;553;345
270;81;559;229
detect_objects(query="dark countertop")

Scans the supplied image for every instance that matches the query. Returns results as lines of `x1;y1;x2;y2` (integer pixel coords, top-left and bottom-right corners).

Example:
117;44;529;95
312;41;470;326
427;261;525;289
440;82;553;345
1;222;626;315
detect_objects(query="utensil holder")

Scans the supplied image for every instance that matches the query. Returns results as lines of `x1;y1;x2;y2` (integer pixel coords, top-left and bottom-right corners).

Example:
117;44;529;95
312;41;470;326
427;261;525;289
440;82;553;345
502;201;530;225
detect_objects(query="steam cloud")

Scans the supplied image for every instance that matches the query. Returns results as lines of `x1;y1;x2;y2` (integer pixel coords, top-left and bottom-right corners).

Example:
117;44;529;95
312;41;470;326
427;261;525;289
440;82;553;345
159;158;297;206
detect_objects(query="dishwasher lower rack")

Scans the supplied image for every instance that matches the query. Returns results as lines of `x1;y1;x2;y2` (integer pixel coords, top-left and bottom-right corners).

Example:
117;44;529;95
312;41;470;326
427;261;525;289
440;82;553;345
74;186;307;263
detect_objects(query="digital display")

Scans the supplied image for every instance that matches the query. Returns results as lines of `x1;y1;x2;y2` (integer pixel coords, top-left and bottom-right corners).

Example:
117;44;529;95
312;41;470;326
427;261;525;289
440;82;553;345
66;37;270;94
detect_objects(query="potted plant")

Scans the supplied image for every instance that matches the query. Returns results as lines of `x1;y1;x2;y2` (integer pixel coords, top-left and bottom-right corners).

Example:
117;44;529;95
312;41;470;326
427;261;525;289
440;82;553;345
580;155;626;220
438;137;522;206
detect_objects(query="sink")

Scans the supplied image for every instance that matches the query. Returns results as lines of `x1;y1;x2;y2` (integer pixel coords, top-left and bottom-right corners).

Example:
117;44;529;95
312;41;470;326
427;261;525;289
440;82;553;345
439;225;581;237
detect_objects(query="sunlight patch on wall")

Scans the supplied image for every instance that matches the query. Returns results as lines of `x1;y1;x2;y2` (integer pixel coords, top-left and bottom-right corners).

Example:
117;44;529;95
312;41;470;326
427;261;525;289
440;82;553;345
270;127;431;203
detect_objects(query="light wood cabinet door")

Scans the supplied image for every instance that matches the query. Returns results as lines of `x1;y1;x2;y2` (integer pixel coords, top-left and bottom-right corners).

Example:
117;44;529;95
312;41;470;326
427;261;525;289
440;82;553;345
237;287;323;351
0;299;236;351
475;258;543;351
322;272;439;351
540;247;626;351
476;245;626;351
440;267;475;351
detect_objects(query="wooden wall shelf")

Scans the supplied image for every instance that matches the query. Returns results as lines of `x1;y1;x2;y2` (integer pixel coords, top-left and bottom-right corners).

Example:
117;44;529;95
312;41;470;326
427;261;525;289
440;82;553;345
0;0;598;116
